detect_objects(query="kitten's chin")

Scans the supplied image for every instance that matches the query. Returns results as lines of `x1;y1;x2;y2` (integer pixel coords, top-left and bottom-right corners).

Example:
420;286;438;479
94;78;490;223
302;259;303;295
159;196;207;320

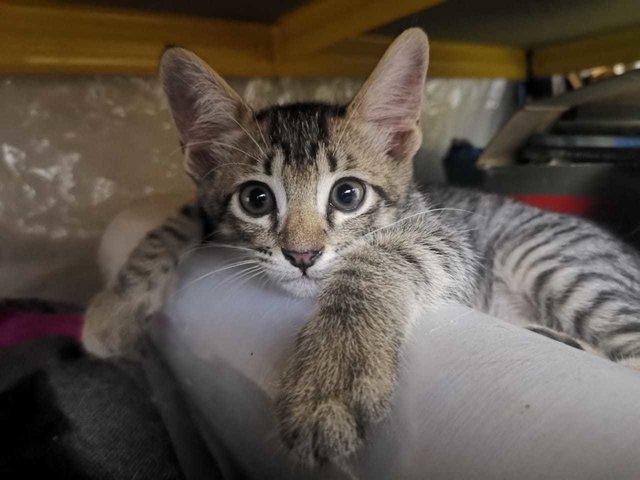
276;275;320;298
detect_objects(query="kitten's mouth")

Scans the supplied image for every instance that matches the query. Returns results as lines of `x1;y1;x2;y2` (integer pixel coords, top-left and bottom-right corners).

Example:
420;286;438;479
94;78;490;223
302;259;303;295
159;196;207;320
278;267;324;282
264;262;327;297
281;274;318;284
276;272;322;297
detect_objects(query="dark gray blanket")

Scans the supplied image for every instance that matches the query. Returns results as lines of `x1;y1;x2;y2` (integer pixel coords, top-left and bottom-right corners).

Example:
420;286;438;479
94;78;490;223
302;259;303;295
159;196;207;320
0;336;184;479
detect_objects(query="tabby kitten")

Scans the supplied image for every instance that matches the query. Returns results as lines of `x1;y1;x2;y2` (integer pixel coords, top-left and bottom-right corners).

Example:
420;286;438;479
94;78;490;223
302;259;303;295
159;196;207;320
82;29;640;466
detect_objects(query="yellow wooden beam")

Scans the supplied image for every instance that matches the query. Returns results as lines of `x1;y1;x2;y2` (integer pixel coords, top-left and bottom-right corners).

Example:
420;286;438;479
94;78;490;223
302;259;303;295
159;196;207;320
0;1;269;53
275;0;444;60
0;1;273;75
532;27;640;76
0;34;275;76
430;39;526;79
0;1;524;79
321;35;526;79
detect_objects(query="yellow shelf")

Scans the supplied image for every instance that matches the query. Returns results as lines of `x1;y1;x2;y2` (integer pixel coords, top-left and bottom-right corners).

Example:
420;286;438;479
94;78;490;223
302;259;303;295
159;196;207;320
2;0;635;78
533;27;640;76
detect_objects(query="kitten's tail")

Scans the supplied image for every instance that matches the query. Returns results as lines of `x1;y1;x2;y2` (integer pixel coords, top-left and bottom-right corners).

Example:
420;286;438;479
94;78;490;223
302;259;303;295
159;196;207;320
82;203;203;358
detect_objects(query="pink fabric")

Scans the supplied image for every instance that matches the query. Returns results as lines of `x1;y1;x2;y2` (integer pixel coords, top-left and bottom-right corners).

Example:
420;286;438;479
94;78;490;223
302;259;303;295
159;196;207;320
0;312;83;347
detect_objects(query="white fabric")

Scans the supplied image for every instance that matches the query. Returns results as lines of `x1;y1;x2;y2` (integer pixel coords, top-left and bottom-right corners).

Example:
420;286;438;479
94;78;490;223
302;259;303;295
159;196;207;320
153;249;640;480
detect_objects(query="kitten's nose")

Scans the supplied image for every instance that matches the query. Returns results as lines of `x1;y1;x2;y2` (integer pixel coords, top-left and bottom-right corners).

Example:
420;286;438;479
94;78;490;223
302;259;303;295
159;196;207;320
282;248;323;272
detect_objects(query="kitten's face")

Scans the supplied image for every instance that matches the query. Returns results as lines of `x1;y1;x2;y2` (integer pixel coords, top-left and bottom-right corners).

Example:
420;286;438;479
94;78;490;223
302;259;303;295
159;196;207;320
197;103;413;297
160;29;429;297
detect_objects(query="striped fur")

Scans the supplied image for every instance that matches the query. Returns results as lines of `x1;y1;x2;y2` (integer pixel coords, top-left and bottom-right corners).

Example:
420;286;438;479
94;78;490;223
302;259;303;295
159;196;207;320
82;29;640;467
427;186;640;361
82;205;202;357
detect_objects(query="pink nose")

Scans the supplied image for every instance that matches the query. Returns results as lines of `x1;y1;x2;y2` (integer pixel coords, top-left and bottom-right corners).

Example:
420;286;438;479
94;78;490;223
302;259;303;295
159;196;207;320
282;248;323;272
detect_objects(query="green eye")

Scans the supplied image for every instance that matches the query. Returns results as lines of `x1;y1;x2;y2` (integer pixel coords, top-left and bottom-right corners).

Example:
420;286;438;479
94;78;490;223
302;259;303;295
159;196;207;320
330;178;365;212
239;182;275;217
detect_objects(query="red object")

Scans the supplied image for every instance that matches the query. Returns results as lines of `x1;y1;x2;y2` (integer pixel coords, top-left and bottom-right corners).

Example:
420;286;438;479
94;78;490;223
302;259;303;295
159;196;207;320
0;312;83;347
513;194;597;216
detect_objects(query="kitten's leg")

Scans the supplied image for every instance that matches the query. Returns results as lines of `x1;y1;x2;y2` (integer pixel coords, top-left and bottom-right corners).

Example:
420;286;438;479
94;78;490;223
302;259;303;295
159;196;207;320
525;325;603;355
82;205;203;358
276;226;475;466
618;357;640;371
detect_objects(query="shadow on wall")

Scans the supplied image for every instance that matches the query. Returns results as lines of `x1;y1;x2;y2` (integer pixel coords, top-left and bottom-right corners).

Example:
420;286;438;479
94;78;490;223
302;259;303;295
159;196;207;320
0;75;516;304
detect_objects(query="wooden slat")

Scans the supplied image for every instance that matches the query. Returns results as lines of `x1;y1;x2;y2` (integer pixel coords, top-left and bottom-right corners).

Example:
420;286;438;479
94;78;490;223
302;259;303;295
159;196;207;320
0;34;275;76
0;1;270;52
322;35;527;79
0;1;525;79
275;0;444;60
533;27;640;76
430;40;526;79
0;1;273;75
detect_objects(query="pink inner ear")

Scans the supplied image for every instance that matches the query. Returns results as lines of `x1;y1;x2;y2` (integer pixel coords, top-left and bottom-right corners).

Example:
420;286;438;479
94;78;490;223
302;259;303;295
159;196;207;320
363;55;426;127
184;148;217;180
350;31;428;161
387;128;421;161
355;59;426;160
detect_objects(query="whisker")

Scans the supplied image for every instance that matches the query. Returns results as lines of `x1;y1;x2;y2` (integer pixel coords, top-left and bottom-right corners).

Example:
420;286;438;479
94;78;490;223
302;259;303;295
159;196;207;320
177;231;235;261
200;162;254;183
207;140;263;163
204;242;258;252
200;227;226;243
177;140;263;164
167;140;223;158
258;273;271;290
215;265;264;291
164;142;254;182
251;109;270;153
361;207;477;240
233;268;268;290
176;260;259;294
214;265;263;290
182;242;257;257
222;111;267;158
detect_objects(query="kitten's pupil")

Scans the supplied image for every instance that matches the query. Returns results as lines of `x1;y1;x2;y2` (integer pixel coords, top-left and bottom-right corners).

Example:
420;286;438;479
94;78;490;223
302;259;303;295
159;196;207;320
240;182;274;217
330;179;365;212
338;185;356;205
250;189;268;207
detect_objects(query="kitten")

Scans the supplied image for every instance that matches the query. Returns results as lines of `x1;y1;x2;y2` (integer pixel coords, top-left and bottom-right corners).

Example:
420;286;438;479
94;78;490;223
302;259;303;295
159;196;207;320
82;29;640;466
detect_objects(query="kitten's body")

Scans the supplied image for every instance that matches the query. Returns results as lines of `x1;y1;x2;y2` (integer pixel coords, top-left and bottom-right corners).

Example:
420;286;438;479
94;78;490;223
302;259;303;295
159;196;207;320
430;186;640;353
83;29;640;467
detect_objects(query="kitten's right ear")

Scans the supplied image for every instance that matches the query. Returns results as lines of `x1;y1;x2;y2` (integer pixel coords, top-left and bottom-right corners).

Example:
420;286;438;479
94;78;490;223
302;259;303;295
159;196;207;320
160;48;250;180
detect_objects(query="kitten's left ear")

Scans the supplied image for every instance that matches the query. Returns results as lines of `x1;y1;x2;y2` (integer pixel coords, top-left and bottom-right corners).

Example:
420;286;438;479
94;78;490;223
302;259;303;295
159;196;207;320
349;28;429;161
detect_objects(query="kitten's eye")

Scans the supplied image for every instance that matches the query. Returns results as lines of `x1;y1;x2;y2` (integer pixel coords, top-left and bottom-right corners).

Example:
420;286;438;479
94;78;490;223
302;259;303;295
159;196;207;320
239;182;275;217
330;178;365;212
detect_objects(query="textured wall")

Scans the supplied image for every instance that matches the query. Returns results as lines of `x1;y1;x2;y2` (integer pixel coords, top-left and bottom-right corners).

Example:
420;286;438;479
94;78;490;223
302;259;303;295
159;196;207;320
0;75;515;304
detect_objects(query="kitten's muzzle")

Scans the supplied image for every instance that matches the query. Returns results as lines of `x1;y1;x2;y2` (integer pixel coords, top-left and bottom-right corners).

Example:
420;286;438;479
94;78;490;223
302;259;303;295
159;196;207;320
281;248;323;273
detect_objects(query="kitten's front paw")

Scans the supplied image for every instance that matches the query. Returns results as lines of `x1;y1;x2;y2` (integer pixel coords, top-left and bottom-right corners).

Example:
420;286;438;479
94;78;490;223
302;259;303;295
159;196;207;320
277;397;361;467
276;371;392;467
82;289;145;358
